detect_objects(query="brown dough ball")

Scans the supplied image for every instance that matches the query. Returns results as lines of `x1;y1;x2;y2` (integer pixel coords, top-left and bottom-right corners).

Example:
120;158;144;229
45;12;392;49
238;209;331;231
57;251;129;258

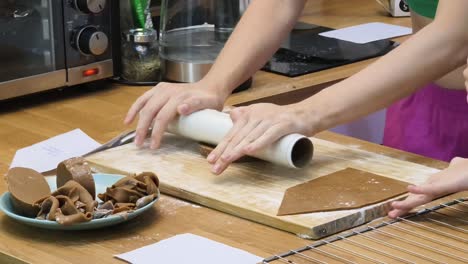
56;157;95;199
6;167;51;217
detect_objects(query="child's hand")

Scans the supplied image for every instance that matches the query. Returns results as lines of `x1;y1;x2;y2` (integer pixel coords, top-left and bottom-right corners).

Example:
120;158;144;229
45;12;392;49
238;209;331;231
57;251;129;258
388;157;468;218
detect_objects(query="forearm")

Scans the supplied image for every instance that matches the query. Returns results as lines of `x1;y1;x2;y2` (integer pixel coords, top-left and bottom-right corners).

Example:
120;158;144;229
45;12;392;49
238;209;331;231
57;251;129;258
201;0;306;98
298;3;468;134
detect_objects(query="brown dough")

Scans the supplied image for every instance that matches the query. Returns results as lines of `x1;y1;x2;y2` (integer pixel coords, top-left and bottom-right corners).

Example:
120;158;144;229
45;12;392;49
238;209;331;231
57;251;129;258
98;172;159;214
55;209;92;226
56;157;96;199
134;172;160;190
31;171;160;225
36;196;60;220
6;167;51;217
55;195;82;215
142;174;159;195
111;176;145;189
103;186;144;203
6;166;160;225
51;180;96;213
277;168;409;216
112;203;136;214
35;181;95;225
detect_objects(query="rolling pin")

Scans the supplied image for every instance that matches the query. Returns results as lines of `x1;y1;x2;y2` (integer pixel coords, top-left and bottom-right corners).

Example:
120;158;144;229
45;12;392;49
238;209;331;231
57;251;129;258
167;109;314;169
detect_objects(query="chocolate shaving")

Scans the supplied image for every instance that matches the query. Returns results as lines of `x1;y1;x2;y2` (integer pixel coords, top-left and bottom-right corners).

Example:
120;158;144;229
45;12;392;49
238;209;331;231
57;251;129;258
36;196;59;221
55;195;82;215
35;189;94;225
93;209;113;219
55;208;93;225
115;202;136;208
112;206;135;214
98;200;114;210
134;172;160;188
98;172;159;205
51;181;96;213
103;187;144;203
97;172;159;216
23;170;159;225
136;194;157;209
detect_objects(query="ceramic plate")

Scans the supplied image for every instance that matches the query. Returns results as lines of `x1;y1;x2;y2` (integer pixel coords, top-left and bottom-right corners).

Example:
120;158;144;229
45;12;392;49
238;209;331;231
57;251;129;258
0;173;159;230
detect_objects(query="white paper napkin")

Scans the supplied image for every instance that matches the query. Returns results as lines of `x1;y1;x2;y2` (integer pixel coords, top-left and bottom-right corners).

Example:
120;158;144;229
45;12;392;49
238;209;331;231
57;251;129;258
115;233;263;264
10;129;101;172
319;22;412;44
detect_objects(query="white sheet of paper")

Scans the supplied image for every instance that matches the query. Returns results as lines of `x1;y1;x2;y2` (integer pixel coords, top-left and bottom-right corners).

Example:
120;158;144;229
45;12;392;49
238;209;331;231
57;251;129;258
319;22;412;44
10;129;101;173
115;233;263;264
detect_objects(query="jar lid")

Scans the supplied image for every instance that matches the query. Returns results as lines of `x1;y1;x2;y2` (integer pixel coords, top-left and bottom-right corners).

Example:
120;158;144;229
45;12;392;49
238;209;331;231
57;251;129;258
125;28;157;43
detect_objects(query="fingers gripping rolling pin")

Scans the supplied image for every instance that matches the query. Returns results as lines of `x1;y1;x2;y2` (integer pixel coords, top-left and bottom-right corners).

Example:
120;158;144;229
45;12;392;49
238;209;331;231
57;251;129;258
167;109;314;169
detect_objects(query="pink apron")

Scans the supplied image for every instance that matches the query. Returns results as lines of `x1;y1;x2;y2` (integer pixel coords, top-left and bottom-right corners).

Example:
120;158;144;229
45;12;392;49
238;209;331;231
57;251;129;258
383;83;468;161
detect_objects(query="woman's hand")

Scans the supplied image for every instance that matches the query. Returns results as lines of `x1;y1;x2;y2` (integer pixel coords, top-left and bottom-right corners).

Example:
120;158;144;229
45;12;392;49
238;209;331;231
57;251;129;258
388;157;468;218
207;103;312;175
124;81;228;149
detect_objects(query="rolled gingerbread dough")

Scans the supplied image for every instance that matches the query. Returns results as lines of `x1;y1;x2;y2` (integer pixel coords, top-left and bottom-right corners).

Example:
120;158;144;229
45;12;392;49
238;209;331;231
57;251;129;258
277;168;409;216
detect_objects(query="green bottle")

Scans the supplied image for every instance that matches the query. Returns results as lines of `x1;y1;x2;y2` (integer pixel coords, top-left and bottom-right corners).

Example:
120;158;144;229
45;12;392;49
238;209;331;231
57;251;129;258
131;0;149;28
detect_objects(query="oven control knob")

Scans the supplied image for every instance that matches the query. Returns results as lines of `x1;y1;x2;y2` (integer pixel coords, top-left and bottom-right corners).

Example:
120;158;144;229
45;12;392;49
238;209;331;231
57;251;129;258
75;0;107;14
76;26;108;56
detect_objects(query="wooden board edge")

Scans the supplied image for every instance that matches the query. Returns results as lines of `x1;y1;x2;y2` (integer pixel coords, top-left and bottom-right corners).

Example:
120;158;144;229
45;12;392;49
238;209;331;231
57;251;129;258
87;160;409;240
159;185;408;240
309;194;408;239
0;251;29;264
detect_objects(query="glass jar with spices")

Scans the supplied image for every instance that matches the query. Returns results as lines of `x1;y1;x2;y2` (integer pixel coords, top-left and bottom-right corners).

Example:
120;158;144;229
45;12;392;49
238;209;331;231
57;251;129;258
121;28;160;84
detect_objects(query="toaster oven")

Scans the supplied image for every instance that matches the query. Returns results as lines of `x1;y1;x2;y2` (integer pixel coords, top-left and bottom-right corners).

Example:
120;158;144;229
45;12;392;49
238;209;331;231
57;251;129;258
0;0;114;100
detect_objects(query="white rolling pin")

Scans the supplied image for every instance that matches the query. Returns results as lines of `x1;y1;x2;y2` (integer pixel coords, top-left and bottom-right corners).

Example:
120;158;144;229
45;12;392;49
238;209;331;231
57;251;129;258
167;109;314;168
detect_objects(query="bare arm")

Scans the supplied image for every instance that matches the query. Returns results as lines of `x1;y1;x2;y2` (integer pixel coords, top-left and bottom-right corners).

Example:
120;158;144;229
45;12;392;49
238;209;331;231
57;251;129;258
301;0;468;133
203;0;307;94
125;0;306;148
209;0;468;174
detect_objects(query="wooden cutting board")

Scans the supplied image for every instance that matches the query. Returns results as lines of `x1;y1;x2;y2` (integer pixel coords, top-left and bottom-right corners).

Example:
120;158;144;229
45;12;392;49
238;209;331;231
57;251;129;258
86;134;439;239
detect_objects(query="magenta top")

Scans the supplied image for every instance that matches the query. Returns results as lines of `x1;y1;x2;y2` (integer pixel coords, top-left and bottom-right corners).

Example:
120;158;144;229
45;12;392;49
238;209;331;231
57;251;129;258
383;83;468;162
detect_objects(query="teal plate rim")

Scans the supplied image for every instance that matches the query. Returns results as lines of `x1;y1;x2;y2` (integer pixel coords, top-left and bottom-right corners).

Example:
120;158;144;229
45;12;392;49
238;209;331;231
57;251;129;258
0;173;159;230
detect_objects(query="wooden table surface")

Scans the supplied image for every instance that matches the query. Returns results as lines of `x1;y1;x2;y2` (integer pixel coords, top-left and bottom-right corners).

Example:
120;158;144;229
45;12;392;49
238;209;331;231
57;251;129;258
0;1;452;263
